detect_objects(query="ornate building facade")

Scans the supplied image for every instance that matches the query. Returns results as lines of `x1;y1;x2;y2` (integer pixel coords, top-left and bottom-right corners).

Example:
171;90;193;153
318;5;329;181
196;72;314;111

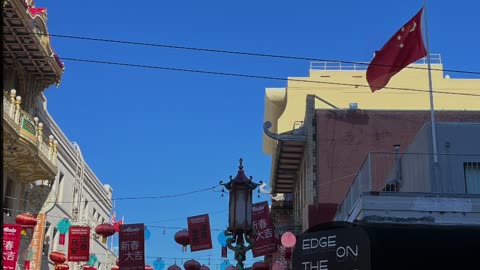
3;1;116;270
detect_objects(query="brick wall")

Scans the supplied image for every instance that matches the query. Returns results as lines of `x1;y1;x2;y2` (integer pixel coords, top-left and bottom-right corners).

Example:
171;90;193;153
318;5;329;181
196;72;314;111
308;109;480;227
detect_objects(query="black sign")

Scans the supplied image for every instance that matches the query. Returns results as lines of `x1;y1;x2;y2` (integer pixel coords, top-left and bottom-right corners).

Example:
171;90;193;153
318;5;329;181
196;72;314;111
293;227;370;270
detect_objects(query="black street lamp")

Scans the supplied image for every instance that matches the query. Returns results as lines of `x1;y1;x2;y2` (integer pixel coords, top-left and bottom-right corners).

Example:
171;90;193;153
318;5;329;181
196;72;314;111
220;159;261;270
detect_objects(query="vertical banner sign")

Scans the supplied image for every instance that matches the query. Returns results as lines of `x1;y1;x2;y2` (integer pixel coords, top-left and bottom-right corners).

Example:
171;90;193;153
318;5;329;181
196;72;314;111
119;224;145;270
68;226;90;261
252;201;277;257
3;224;22;270
28;212;46;270
187;214;213;252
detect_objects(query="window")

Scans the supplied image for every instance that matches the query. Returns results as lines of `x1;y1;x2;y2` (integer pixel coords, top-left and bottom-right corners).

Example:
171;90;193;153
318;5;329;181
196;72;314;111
3;178;15;215
56;172;64;202
43;222;51;255
52;227;58;251
83;199;89;218
465;162;480;194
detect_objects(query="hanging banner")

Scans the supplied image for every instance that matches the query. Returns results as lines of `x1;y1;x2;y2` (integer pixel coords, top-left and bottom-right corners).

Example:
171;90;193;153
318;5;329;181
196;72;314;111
68;226;90;262
28;212;46;270
221;246;228;258
3;224;22;270
252;201;277;257
119;224;145;270
187;214;212;252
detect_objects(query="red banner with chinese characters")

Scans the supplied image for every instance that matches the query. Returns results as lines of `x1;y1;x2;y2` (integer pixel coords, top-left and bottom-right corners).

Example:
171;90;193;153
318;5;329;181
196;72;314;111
3;224;22;270
28;212;46;270
119;224;145;270
252;201;277;257
187;214;212;252
67;226;90;262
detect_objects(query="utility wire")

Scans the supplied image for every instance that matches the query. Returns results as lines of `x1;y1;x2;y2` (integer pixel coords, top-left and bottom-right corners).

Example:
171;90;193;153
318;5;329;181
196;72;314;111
34;33;480;76
4;185;222;204
54;56;480;97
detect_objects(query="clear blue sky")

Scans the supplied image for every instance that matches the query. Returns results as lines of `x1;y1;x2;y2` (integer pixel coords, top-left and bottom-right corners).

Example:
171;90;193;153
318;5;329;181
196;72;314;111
40;0;480;268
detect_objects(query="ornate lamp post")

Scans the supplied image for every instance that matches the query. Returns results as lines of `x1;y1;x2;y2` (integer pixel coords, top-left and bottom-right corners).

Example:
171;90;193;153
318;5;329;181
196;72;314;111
220;159;261;270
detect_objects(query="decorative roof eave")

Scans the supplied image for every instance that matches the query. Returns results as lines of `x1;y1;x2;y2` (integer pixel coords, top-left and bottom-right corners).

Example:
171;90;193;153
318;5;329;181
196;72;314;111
4;0;65;85
263;121;306;142
27;6;65;75
220;159;262;190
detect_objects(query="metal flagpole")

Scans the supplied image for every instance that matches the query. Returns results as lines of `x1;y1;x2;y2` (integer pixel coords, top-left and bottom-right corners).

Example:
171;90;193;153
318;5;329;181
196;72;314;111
423;0;439;165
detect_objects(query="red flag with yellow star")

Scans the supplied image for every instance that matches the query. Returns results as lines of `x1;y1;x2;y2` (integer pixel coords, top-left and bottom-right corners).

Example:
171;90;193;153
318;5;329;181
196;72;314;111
367;8;427;92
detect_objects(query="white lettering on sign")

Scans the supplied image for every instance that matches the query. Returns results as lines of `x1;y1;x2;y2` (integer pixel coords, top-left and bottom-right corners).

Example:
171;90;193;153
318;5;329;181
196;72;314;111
336;245;358;259
3;227;17;233
123;227;141;233
302;235;337;249
252;204;265;212
302;260;329;270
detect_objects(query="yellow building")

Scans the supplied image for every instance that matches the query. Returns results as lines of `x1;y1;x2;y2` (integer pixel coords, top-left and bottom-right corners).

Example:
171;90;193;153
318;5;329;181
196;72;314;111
263;55;480;232
264;55;480;155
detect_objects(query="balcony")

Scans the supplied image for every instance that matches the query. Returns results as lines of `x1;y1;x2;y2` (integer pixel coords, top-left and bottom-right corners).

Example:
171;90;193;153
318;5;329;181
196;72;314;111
3;89;58;183
336;151;480;225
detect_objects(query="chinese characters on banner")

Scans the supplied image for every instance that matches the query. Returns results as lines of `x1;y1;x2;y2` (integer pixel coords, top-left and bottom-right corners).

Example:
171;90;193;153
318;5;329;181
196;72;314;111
187;214;212;252
252;201;277;257
28;212;46;270
3;224;22;270
119;224;145;270
68;226;90;262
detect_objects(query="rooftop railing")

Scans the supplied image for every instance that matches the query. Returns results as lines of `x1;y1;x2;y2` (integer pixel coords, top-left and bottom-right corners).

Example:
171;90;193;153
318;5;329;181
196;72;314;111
310;54;442;71
337;151;480;221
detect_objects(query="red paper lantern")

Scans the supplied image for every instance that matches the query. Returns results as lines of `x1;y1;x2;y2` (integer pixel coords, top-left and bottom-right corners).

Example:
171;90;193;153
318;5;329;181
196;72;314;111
16;213;37;235
199;265;210;270
83;265;92;270
174;229;189;252
252;261;269;270
111;265;119;270
16;213;37;226
57;264;69;270
184;259;201;270
95;223;116;244
49;252;66;264
145;265;154;270
167;265;181;270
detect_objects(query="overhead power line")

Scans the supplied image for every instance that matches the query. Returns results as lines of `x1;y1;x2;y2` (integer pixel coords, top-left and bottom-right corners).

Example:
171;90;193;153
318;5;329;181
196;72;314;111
5;185;222;204
58;56;480;97
37;33;480;76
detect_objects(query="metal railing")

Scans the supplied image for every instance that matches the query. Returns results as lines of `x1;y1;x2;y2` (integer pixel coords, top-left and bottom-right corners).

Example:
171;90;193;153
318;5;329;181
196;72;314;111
337;152;480;221
414;54;442;65
310;54;442;71
310;61;368;71
3;89;58;165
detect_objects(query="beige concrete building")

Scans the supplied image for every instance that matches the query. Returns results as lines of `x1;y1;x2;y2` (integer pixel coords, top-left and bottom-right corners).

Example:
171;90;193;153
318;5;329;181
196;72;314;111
3;1;116;270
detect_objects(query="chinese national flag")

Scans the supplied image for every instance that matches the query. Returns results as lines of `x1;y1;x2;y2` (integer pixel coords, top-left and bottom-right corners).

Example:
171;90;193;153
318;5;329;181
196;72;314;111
366;8;427;92
113;220;123;232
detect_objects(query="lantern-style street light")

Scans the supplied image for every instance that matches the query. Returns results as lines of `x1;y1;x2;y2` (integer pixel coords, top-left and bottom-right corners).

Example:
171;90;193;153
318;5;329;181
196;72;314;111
220;159;261;270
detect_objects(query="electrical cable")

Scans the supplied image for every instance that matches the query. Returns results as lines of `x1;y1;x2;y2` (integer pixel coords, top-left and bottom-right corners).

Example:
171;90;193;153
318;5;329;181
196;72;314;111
30;33;480;76
4;185;222;204
51;56;480;97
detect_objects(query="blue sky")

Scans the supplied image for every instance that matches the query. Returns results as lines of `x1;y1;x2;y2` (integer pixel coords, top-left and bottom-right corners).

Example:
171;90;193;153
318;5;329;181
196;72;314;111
39;0;480;268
